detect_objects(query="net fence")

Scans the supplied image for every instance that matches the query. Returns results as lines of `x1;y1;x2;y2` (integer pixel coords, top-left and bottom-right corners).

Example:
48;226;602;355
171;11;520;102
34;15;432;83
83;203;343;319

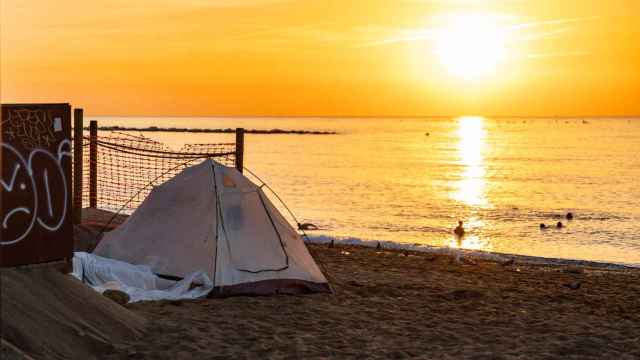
81;131;236;212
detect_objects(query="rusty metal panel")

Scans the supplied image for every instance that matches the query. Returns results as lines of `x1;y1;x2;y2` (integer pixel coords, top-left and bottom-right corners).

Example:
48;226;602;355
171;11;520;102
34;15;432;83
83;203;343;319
1;103;73;267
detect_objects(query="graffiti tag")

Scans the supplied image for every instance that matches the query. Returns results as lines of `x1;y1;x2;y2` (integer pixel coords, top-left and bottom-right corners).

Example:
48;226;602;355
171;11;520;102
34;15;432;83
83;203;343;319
1;109;58;150
1;140;72;245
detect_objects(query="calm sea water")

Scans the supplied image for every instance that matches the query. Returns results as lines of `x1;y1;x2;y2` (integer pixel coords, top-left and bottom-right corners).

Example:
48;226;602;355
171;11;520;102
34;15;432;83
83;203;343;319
95;116;640;266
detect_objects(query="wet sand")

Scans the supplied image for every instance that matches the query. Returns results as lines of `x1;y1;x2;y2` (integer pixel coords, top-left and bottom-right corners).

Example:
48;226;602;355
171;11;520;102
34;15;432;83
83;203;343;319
103;244;640;359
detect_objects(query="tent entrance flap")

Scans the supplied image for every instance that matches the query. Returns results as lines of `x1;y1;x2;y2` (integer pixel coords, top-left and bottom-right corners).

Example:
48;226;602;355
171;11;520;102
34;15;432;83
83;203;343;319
219;189;289;273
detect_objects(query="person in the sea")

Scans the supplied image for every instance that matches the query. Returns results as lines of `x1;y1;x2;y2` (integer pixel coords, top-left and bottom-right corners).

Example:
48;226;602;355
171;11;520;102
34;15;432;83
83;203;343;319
566;212;574;220
540;223;547;229
556;221;564;229
454;221;465;237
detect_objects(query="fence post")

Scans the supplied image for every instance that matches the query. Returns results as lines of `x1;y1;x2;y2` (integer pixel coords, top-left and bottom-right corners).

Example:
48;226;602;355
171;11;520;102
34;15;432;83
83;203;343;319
235;128;245;173
89;120;98;208
72;108;83;223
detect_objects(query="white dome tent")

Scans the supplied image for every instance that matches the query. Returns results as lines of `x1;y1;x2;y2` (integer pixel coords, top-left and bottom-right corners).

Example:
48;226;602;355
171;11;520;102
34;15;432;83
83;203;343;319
93;159;330;296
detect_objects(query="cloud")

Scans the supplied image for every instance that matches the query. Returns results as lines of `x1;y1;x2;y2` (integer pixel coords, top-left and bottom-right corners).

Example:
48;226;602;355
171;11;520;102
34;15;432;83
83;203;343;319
358;16;596;48
506;16;598;31
356;27;436;47
523;50;590;59
118;0;292;8
205;0;291;7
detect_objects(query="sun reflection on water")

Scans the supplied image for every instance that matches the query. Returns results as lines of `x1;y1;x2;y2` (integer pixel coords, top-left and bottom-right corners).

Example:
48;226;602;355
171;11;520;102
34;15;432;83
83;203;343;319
447;234;490;251
453;116;488;207
448;116;493;251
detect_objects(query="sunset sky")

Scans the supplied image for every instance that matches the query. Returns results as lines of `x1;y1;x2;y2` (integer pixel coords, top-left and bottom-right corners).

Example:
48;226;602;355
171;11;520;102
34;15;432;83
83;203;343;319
1;0;639;117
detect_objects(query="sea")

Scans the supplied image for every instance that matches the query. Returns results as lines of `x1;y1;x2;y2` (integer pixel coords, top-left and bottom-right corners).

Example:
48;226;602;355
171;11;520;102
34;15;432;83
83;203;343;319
95;116;640;266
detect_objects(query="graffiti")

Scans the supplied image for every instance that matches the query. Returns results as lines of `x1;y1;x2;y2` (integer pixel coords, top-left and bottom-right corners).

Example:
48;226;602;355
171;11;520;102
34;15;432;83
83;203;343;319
1;109;58;151
1;140;72;246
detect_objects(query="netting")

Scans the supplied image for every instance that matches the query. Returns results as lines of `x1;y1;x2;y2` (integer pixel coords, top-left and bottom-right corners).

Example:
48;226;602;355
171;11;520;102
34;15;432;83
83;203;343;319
81;131;236;212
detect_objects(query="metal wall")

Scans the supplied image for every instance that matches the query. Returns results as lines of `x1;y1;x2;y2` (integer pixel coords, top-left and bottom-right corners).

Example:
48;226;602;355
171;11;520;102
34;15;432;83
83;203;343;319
1;103;73;267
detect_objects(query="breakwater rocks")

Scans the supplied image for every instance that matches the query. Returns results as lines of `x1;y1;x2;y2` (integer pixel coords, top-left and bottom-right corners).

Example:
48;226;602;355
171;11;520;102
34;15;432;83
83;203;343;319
89;126;337;135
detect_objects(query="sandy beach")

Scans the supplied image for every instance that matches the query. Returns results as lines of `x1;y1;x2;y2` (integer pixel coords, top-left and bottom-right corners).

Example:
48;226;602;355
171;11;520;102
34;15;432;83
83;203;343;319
96;243;640;359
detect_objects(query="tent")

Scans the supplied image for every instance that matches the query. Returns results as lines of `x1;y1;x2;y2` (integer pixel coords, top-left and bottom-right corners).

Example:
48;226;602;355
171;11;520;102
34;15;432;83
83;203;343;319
93;159;330;296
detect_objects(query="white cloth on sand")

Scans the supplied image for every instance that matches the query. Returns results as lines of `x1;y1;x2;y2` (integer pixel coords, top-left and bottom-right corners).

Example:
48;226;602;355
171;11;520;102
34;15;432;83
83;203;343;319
72;252;213;303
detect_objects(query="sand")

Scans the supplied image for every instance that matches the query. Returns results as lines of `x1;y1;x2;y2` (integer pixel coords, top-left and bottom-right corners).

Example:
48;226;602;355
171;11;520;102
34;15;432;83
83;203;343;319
0;266;146;360
99;244;640;359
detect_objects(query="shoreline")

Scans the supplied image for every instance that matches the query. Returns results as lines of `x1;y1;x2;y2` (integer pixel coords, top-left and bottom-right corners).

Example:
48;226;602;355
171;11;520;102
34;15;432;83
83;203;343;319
306;235;638;270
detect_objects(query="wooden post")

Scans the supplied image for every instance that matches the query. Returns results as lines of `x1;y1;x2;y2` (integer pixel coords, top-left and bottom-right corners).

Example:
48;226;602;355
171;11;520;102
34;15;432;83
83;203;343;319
89;120;98;208
235;128;245;173
72;108;83;224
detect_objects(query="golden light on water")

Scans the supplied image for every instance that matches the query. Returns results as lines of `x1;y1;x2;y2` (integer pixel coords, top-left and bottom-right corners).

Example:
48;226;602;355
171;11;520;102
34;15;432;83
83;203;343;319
447;217;493;251
453;116;488;207
447;116;492;251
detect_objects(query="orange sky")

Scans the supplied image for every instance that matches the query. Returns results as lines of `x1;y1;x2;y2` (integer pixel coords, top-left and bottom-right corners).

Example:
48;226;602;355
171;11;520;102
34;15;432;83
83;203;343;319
1;0;639;117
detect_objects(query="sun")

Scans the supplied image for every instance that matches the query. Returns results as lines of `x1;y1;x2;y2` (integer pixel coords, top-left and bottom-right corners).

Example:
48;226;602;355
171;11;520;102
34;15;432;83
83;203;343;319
434;14;507;80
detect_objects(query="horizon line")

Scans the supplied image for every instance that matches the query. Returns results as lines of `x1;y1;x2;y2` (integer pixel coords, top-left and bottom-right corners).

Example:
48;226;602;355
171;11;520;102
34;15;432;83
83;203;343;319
85;114;640;119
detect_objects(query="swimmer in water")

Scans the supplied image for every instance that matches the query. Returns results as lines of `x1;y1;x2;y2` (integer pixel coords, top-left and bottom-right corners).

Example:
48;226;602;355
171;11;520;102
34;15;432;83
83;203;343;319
454;221;465;237
566;212;574;220
556;221;564;229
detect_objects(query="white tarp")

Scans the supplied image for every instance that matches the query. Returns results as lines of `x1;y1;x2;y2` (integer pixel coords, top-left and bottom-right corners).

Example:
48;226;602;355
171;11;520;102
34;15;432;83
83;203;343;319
72;252;213;303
